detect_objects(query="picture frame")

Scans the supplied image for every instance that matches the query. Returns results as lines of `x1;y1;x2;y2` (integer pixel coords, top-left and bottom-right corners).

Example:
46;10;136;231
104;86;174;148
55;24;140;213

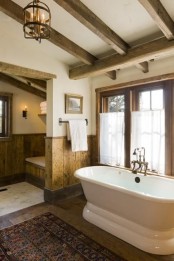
65;93;83;114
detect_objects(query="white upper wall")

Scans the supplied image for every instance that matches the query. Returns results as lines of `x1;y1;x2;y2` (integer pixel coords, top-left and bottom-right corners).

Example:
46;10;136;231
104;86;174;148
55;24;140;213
0;21;92;137
0;82;46;134
46;66;92;137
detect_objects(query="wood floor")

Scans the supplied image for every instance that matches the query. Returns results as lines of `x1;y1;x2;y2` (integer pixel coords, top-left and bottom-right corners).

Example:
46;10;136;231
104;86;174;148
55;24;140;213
0;195;173;261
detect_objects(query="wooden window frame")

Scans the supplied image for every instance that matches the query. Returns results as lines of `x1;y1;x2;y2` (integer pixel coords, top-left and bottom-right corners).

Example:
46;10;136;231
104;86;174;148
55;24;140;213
96;80;172;175
98;89;131;168
132;83;165;111
0;93;12;140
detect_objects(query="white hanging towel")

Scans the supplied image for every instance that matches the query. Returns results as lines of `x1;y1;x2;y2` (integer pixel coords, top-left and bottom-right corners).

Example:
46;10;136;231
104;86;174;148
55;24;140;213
40;101;47;107
66;123;71;141
68;120;88;152
40;101;47;114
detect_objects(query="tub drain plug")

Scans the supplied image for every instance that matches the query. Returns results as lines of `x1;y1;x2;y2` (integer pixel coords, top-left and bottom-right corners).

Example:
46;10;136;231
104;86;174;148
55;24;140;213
135;177;140;183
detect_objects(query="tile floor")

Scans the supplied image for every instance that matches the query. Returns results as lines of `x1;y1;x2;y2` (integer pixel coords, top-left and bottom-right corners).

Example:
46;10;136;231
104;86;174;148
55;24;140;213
0;182;44;216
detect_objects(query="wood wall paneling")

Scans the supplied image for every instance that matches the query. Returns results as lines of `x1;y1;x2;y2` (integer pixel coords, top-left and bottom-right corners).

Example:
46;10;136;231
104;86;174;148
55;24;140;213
63;137;92;187
25;162;45;189
45;137;64;190
23;134;45;158
0;134;45;186
45;136;93;191
0;133;95;190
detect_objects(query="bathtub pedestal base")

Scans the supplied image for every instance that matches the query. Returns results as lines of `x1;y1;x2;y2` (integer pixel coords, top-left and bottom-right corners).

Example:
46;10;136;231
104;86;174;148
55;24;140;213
83;202;174;255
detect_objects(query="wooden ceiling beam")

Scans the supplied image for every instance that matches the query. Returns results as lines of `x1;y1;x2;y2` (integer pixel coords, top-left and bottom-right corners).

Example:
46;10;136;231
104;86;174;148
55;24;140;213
49;27;116;79
136;61;149;73
0;0;23;24
0;0;116;80
49;27;96;65
138;0;174;40
54;0;148;73
0;73;46;99
0;61;56;80
0;0;94;65
23;77;47;90
69;37;174;79
53;0;128;54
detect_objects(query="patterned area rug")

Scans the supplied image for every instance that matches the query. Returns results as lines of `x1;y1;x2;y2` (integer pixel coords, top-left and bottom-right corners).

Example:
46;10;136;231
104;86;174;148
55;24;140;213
0;212;126;261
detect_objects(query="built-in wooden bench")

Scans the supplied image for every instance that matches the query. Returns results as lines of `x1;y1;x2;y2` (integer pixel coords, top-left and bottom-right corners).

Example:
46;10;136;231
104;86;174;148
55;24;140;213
25;156;45;189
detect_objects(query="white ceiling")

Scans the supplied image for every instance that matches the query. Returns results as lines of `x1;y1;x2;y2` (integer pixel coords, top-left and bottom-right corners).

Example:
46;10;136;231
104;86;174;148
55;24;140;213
1;0;174;66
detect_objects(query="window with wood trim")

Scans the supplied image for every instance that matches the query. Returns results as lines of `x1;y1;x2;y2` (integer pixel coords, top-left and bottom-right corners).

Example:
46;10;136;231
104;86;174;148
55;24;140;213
99;89;130;167
97;81;172;175
132;87;165;174
0;93;12;139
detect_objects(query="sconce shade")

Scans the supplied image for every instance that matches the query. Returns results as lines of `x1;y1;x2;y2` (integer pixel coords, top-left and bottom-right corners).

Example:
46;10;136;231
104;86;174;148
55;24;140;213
23;0;51;43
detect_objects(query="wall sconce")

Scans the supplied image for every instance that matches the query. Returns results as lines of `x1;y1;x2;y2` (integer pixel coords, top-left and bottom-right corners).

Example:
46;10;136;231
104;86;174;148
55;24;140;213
22;106;28;119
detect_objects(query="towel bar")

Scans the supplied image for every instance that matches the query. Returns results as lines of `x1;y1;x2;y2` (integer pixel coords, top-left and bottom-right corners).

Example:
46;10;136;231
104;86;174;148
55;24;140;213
59;118;88;126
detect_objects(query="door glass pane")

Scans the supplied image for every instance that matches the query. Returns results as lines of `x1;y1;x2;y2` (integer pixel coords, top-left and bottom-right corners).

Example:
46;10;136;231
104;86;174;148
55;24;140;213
108;95;125;112
139;91;150;110
151;89;163;109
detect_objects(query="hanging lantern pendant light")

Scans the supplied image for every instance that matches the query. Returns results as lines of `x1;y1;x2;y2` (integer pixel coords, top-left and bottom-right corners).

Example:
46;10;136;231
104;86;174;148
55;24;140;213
23;0;51;43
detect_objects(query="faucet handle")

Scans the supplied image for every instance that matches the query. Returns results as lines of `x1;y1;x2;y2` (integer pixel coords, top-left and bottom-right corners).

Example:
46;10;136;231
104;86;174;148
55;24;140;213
142;161;148;175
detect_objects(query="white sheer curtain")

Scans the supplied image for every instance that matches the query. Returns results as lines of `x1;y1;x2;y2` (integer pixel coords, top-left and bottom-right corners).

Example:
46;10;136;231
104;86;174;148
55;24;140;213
100;112;124;166
131;110;165;174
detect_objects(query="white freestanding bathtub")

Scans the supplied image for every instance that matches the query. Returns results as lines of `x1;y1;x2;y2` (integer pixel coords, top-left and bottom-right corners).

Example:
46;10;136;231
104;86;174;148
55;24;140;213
74;166;174;255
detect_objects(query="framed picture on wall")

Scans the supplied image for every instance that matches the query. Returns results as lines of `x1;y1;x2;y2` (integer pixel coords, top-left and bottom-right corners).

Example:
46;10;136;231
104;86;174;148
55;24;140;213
65;93;83;114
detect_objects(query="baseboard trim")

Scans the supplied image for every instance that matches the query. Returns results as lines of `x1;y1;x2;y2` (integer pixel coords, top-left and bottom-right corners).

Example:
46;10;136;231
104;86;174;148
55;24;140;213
25;173;45;189
0;173;25;187
44;183;83;203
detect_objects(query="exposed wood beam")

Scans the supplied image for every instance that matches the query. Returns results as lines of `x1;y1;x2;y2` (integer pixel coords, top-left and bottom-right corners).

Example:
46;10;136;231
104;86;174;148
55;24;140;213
136;61;149;73
24;77;47;90
49;27;95;65
69;37;174;79
53;0;128;54
138;0;174;40
0;73;46;99
0;0;115;80
106;70;116;80
0;0;93;65
0;0;23;24
49;27;116;79
54;0;147;73
0;61;56;80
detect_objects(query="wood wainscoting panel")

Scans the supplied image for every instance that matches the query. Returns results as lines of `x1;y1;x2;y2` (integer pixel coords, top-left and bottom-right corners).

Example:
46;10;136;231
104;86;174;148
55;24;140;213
23;134;45;158
25;162;45;189
52;138;64;189
0;138;8;178
0;135;24;178
45;136;93;191
63;136;92;187
0;134;45;185
45;137;64;191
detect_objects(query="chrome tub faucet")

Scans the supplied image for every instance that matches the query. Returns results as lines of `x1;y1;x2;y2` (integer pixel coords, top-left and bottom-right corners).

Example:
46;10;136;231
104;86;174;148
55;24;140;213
131;147;148;176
